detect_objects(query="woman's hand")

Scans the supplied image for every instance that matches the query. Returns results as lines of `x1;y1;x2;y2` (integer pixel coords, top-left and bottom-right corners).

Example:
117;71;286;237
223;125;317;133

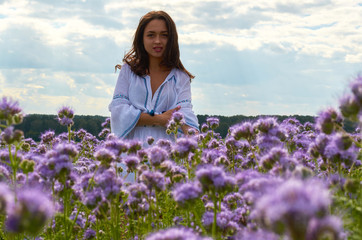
136;106;180;127
156;106;181;127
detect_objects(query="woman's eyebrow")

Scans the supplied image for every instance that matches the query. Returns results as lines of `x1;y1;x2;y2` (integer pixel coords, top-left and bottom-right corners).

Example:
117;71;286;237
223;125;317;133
145;30;168;33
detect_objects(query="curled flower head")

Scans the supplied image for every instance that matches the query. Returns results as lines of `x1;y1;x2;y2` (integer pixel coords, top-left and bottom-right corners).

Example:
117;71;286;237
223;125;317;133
94;148;116;166
146;227;211;240
173;137;198;158
339;94;360;121
1;126;23;144
171;111;185;125
140;170;165;191
206;117;219;129
196;165;235;193
350;75;362;104
40;130;55;144
123;155;140;172
147;146;169;167
231;121;254;141
254;117;278;134
57;106;74;126
6;188;54;235
172;181;202;207
253;178;331;238
316;108;343;135
0;96;23;123
306;216;343;240
101;117;111;128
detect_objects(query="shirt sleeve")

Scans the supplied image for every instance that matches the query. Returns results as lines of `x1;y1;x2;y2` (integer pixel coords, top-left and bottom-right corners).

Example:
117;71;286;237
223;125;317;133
175;72;199;131
108;64;142;138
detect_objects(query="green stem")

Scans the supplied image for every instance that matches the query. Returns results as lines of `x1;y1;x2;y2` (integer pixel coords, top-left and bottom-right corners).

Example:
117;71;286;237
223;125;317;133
212;192;218;239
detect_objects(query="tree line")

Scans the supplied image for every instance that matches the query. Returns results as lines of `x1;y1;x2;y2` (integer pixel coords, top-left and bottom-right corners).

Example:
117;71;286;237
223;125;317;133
14;114;356;141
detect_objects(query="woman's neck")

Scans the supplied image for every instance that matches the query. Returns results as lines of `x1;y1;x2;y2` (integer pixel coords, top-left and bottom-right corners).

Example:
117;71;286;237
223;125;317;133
148;57;169;73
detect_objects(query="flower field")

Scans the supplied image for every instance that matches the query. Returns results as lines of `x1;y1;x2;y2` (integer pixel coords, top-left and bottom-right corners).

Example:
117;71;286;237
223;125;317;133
0;77;362;240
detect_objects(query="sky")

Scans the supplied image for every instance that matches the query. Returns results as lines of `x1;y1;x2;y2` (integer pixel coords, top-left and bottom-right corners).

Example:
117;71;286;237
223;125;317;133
0;0;362;117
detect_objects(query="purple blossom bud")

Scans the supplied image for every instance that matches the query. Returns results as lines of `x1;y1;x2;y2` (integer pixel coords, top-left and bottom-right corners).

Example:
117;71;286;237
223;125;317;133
147;146;169;167
146;227;211;240
196;165;235;193
140;170;165;191
306;216;343;240
123;155;140;172
172;111;186;125
101;117;111;128
40;130;55;144
339;94;360;121
173;137;198;158
94;148;116;166
316;108;343;135
2;126;23;144
253;178;331;238
206;117;219;129
234;229;279;240
172;181;202;207
147;136;155;145
350;75;362;103
0;96;23;121
231;122;254;140
84;228;97;239
6;188;54;235
98;128;110;138
254;117;278;133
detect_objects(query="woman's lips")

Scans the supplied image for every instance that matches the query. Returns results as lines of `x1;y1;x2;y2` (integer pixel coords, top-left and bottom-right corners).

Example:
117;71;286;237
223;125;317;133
153;47;163;52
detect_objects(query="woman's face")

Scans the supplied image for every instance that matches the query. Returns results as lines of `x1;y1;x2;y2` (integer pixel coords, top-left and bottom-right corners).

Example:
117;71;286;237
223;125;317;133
143;19;168;61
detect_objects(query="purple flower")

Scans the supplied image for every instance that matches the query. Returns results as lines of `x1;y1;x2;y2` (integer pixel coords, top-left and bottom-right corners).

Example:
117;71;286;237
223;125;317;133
94;148;116;166
253;178;331;238
123;155;140;171
94;168;123;198
98;128;110;138
0;96;23;121
172;111;186;125
254;117;278;134
103;139;128;156
173;137;198;158
147;146;169;167
306;216;343;240
101;117;111;128
206;117;219;129
196;165;235;193
140;170;165;191
172;181;202;207
350;75;362;103
57;106;74;126
231;121;254;140
6;188;54;235
84;228;97;239
316;108;343;135
40;130;55;144
260;147;290;170
127;140;142;154
233;229;279;240
2;126;23;144
146;227;211;240
339;94;360;121
156;139;172;152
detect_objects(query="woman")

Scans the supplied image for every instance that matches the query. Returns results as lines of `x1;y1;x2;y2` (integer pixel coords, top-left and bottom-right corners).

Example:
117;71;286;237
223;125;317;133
109;11;199;142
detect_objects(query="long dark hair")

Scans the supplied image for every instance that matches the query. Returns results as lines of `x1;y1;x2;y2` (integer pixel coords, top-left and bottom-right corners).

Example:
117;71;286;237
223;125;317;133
122;11;194;79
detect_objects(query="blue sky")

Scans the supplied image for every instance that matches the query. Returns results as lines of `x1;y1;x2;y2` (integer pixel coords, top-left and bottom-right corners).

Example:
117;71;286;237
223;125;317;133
0;0;361;117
